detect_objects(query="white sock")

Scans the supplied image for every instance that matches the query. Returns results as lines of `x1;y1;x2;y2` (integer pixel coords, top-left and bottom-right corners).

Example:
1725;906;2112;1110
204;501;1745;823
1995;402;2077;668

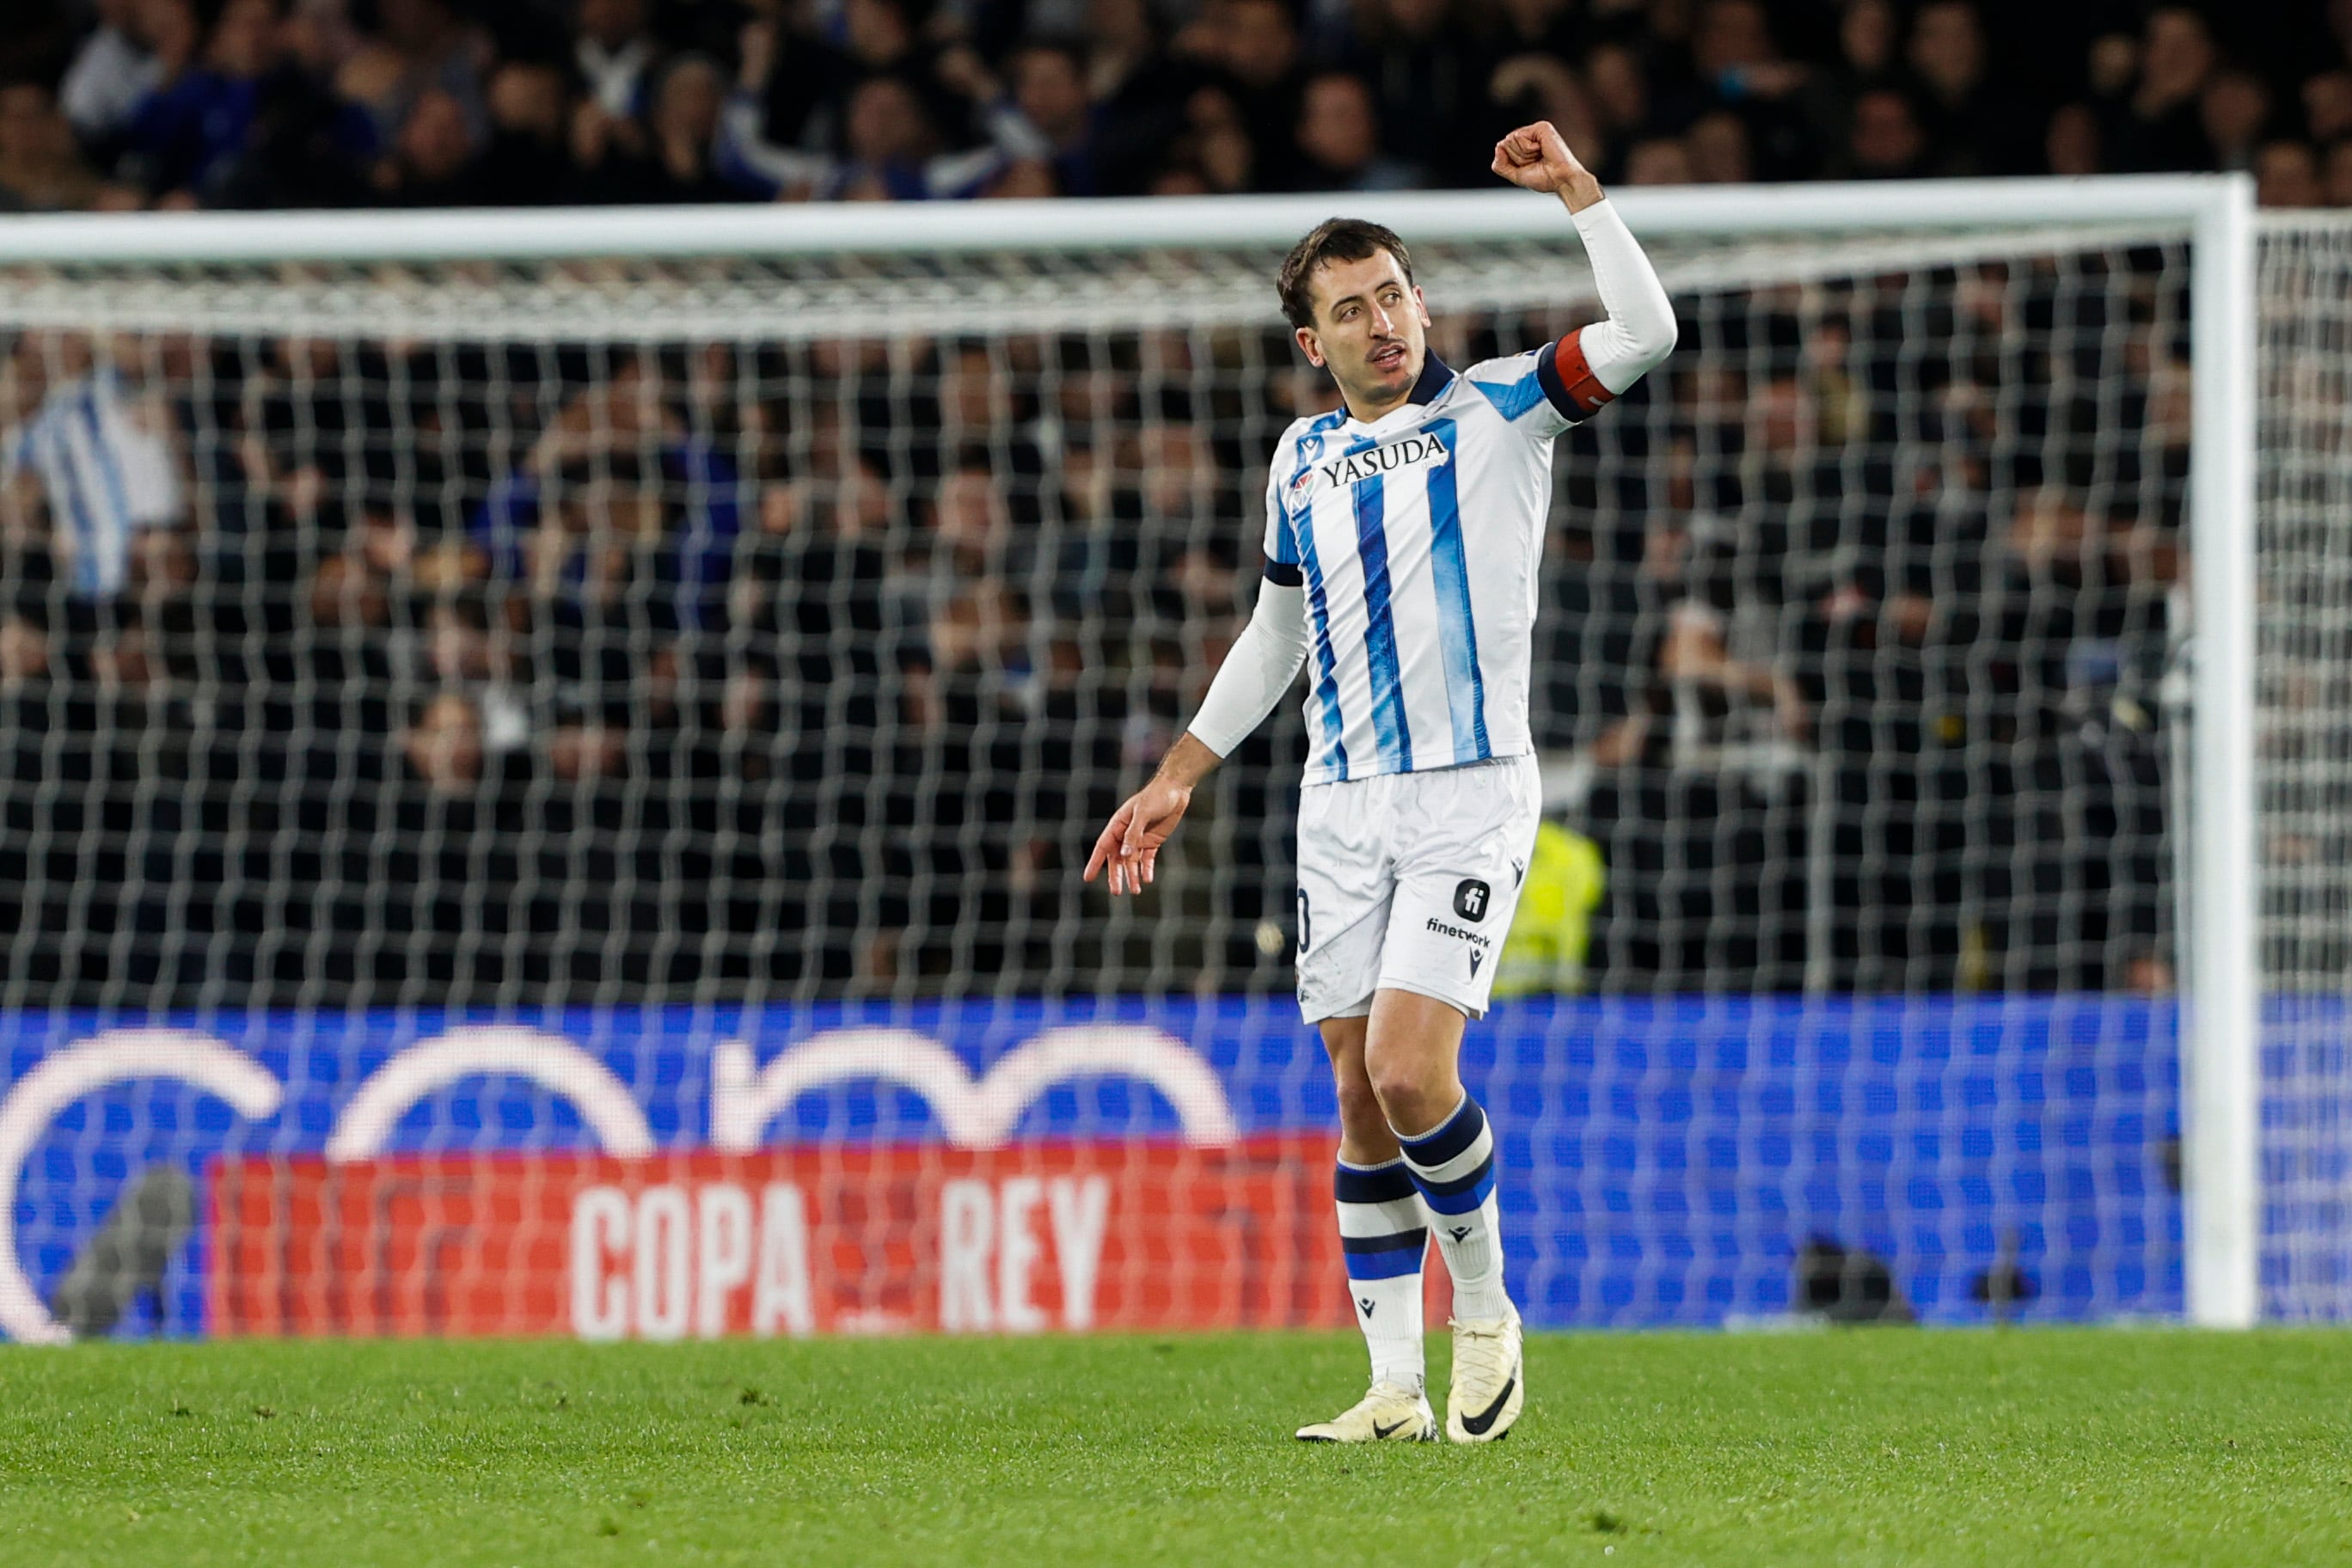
1335;1156;1427;1392
1398;1096;1511;1322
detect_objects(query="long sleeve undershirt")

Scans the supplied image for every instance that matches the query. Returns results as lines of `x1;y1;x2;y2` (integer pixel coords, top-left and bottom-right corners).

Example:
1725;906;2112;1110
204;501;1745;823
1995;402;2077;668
1185;577;1309;758
1565;198;1677;395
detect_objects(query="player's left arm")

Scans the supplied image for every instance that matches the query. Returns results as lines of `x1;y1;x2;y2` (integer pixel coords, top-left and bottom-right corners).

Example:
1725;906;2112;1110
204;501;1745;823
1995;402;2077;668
1491;120;1678;419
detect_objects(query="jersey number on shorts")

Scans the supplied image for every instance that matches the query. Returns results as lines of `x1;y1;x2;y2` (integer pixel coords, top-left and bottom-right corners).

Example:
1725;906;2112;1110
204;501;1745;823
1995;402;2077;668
1297;889;1312;955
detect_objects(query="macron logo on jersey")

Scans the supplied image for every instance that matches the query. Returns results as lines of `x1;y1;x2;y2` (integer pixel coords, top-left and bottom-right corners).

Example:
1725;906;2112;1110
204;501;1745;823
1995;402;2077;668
1296;430;1451;499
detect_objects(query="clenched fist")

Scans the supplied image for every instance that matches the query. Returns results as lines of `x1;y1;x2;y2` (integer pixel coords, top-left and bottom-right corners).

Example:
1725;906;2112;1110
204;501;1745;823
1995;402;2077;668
1491;120;1605;211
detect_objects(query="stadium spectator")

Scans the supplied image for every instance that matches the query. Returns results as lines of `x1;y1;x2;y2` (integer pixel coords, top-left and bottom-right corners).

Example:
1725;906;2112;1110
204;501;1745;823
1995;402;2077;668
1675;0;1813;182
1796;0;1896;161
991;40;1099;196
2257;138;2325;208
574;0;663;121
117;0;285;205
1685;110;1753;185
306;552;391;640
2108;8;2215;175
372;685;529;990
1906;1;2033;177
2306;70;2352;145
1341;0;1480;188
1622;135;1694;187
0;80;102;211
471;58;578;205
1206;0;1307;160
1583;43;1651;172
1058;0;1186;194
2;334;187;602
1292;70;1414;193
2044;101;2101;177
2327;139;2352;206
2201;68;2275;174
1155;85;1251;195
1486;55;1603;175
0;613;52;690
928;462;1019;575
371;84;480;204
334;0;490;152
400;688;487;798
470;358;740;633
424;595;534;757
197;8;383;209
58;0;161;152
1843;87;1929;180
935;343;1020;456
593;51;734;202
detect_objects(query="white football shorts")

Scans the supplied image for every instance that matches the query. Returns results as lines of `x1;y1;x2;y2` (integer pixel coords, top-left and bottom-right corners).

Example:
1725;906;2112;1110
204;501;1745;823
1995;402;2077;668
1292;754;1541;1024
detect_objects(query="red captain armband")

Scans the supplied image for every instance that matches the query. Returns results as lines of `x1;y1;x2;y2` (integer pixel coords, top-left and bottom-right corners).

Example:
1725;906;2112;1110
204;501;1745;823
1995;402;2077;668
1534;330;1617;420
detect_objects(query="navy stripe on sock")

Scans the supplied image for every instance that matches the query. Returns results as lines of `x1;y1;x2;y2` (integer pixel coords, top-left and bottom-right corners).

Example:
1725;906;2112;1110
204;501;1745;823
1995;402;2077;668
1410;1155;1495;1216
1344;1246;1427;1282
1334;1161;1418;1204
1340;1228;1428;1256
1400;1099;1486;1168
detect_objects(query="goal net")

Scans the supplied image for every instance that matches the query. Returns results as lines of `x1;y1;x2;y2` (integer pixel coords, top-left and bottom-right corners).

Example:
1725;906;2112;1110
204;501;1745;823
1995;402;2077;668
0;184;2309;1342
2256;212;2352;1321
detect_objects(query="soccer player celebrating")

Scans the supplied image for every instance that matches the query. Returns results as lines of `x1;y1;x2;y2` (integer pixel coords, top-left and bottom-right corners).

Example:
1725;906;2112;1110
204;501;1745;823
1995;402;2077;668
1085;121;1675;1442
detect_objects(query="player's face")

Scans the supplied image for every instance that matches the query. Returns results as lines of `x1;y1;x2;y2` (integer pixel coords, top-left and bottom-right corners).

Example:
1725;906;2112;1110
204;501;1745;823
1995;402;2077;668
1296;252;1430;415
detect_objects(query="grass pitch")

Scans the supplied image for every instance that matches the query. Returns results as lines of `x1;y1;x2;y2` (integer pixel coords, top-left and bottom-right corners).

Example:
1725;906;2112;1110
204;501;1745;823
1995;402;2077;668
1;1330;2348;1566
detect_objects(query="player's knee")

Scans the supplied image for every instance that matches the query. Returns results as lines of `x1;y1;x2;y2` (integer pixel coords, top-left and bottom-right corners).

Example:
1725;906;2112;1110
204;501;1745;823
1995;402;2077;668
1333;1070;1386;1139
1365;1058;1447;1135
1326;1071;1373;1124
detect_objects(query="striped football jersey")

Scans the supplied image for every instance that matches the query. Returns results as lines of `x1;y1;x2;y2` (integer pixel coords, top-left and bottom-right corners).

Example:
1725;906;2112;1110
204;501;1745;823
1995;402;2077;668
1261;337;1617;785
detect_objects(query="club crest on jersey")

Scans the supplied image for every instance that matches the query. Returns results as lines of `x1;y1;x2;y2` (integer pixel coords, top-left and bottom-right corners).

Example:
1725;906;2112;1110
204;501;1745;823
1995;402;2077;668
1304;430;1452;494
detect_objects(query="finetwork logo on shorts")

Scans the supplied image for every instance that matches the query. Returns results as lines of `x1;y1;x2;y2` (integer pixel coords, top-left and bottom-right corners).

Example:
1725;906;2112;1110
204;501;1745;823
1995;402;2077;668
1453;879;1491;922
1424;917;1491;947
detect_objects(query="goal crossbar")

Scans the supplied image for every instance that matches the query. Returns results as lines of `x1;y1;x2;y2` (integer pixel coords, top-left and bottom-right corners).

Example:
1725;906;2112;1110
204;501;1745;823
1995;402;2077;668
0;175;2247;262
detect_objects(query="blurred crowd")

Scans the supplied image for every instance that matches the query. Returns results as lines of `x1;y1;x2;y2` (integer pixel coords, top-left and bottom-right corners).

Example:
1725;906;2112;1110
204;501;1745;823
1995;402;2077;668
0;320;1284;998
0;0;2260;1005
0;0;2345;212
0;238;2195;1001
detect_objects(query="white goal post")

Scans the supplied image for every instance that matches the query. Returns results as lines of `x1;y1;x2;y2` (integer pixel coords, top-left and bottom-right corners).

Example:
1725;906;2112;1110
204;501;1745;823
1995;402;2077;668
0;175;2272;1330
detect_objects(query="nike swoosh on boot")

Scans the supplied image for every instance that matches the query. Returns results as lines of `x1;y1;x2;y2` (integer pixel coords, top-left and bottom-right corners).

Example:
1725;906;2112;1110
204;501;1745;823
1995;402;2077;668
1457;1375;1517;1436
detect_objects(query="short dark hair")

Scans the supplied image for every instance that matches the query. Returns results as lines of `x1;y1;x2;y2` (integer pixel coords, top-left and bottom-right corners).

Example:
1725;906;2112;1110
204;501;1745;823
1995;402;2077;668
1277;218;1414;330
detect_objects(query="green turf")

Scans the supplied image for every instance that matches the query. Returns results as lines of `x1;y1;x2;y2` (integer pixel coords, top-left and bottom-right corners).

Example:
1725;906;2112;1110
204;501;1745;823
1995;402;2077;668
1;1330;2349;1566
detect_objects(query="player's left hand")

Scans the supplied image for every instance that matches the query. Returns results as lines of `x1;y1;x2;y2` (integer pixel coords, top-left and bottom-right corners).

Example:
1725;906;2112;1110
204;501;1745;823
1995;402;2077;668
1491;120;1590;195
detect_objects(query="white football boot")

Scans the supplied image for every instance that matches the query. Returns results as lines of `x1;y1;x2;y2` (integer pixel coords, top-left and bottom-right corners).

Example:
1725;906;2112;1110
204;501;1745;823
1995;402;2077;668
1294;1380;1439;1443
1445;1306;1524;1442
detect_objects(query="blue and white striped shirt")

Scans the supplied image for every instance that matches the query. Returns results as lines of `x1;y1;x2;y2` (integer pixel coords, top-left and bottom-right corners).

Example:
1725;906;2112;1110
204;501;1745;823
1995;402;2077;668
1261;345;1596;786
3;366;183;598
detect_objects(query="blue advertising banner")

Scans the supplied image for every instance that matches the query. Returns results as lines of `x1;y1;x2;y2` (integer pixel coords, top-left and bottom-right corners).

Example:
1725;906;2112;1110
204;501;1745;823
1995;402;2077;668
0;995;2181;1341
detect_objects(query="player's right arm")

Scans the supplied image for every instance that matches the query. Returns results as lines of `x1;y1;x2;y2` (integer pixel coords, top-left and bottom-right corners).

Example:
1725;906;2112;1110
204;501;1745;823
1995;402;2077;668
1085;456;1313;897
1488;120;1677;428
